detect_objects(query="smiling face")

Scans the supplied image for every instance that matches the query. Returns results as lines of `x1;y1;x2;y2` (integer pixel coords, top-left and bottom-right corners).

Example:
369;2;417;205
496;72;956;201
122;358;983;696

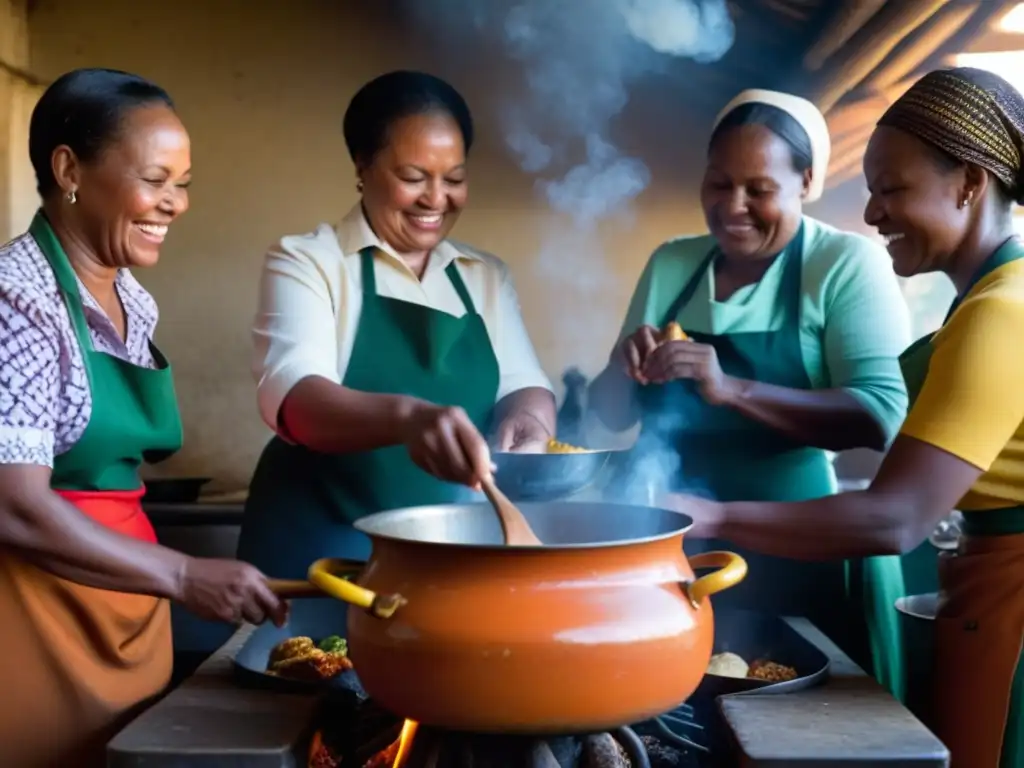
862;126;970;278
60;103;191;269
358;111;468;254
700;123;810;261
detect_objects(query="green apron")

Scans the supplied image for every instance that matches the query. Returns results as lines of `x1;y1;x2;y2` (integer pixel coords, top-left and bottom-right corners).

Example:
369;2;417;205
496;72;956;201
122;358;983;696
237;248;500;578
0;213;183;767
630;224;850;640
29;212;184;490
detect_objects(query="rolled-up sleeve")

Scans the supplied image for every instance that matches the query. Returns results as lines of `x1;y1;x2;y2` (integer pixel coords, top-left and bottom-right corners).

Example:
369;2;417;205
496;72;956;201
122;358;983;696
0;282;60;466
252;236;341;432
820;240;911;445
494;266;552;400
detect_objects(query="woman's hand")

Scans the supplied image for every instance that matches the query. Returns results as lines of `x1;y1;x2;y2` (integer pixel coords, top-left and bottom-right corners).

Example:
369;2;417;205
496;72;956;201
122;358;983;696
642;340;741;405
494;411;550;454
613;325;662;384
401;403;494;489
178;558;289;626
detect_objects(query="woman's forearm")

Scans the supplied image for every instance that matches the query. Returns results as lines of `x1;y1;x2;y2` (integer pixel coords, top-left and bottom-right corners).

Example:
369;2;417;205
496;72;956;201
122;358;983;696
279;376;425;453
0;466;187;596
720;379;887;451
588;365;640;432
673;489;932;560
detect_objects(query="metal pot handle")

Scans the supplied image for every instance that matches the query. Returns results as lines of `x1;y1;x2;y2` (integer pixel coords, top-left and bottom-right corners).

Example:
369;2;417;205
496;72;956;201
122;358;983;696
683;551;748;609
306;558;407;619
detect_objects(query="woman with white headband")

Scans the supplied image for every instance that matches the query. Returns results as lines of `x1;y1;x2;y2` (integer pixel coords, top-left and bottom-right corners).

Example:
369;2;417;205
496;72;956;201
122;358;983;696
590;89;911;668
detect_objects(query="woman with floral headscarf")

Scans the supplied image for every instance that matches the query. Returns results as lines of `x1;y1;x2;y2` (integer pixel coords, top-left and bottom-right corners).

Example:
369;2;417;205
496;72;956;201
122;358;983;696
679;67;1024;767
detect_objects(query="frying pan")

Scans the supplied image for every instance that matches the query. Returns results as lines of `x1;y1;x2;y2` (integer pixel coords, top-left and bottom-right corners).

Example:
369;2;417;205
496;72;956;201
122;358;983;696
491;449;615;500
232;597;366;702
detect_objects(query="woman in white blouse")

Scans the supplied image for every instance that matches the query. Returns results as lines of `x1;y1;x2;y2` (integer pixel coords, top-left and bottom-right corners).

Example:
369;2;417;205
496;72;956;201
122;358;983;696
238;71;555;576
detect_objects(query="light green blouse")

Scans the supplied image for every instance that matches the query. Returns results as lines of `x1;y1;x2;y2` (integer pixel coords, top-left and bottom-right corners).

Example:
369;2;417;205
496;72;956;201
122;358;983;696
617;216;912;444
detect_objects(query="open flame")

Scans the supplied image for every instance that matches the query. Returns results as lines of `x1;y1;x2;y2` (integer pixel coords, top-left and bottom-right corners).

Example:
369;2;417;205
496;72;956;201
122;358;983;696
392;720;419;768
308;718;419;768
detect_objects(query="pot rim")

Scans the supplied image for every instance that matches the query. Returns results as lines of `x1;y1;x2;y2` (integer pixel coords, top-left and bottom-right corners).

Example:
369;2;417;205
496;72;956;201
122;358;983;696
352;500;695;550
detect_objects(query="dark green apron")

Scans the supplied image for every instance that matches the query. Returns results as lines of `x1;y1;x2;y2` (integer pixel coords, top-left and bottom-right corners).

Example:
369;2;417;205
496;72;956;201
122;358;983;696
856;237;1024;709
30;212;184;489
237;248;500;578
630;225;849;639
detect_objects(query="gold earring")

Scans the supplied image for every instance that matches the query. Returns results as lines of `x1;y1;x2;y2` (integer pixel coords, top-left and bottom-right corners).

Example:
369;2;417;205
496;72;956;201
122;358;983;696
66;189;77;205
356;179;364;193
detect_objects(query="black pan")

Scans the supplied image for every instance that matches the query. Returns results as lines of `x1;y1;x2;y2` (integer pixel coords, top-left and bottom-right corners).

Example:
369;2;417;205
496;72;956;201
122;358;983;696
232;597;366;704
491;449;615;500
691;608;831;699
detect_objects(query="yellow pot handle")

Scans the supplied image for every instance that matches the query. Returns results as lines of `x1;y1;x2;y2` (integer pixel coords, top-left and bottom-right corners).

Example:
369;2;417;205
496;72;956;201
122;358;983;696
683;551;747;609
307;558;407;619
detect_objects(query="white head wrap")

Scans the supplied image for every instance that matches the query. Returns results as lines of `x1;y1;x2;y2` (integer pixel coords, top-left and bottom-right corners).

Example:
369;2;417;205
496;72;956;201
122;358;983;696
712;89;831;203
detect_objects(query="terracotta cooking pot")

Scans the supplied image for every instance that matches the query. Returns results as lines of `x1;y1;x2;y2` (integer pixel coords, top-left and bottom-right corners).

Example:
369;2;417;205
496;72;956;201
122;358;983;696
303;501;746;734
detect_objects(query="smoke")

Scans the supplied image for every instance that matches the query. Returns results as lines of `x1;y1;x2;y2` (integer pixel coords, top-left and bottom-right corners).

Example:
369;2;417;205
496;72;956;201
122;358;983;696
404;0;734;487
494;0;734;228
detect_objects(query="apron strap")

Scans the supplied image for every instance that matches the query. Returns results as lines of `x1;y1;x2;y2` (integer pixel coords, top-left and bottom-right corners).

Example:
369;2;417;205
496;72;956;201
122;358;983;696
946;236;1024;322
659;220;806;330
28;210;99;399
29;210;94;350
659;249;714;328
358;246;480;316
359;247;379;297
444;260;479;316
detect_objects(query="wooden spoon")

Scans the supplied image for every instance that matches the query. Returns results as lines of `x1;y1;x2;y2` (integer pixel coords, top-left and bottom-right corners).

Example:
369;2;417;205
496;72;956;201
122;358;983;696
480;475;544;546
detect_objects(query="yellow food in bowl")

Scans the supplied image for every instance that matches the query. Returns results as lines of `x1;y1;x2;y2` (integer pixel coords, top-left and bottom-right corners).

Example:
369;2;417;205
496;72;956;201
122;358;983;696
546;438;592;454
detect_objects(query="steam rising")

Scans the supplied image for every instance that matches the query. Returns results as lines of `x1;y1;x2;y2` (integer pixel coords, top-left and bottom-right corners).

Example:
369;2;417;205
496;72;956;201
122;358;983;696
407;0;735;500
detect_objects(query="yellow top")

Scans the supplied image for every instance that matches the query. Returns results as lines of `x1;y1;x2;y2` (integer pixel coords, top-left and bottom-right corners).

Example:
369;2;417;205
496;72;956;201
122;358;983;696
900;259;1024;510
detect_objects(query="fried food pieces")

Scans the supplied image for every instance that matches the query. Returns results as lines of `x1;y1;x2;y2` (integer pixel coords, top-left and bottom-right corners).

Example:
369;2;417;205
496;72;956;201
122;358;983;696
267;635;353;682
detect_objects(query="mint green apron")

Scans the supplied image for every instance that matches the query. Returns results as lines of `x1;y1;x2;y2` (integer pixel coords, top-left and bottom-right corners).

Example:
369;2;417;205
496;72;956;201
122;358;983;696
0;212;183;767
237;248;500;578
856;237;1024;708
630;225;851;642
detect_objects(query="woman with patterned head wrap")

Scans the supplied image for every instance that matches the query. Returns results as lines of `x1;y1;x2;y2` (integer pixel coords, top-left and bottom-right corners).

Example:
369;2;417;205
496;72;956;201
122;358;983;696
589;89;911;650
677;66;1024;767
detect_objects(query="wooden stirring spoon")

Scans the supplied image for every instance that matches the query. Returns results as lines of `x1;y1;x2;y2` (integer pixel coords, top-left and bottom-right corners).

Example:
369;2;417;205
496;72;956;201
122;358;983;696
480;475;544;546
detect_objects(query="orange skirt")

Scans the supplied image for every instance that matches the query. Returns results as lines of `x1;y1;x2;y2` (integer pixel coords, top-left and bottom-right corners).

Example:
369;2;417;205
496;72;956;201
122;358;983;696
931;531;1024;767
0;488;172;767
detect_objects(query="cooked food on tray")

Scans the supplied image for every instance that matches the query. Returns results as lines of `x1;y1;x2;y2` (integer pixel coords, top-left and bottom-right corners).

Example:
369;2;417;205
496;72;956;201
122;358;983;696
706;651;749;679
267;634;352;682
748;659;798;682
706;651;798;682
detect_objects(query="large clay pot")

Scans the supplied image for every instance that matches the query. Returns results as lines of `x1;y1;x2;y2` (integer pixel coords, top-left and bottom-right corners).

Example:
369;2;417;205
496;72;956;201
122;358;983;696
304;501;746;734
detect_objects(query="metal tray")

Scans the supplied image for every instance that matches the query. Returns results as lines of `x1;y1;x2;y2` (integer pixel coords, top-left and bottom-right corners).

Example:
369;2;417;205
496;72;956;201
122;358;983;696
691;608;831;700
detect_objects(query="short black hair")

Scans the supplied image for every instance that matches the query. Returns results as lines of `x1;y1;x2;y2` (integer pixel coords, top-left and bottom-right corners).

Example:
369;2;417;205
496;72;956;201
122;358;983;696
29;68;175;197
342;70;474;167
708;102;813;174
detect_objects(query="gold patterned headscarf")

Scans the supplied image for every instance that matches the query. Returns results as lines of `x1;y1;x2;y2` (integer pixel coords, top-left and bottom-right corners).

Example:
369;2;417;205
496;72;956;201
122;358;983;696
878;67;1024;203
